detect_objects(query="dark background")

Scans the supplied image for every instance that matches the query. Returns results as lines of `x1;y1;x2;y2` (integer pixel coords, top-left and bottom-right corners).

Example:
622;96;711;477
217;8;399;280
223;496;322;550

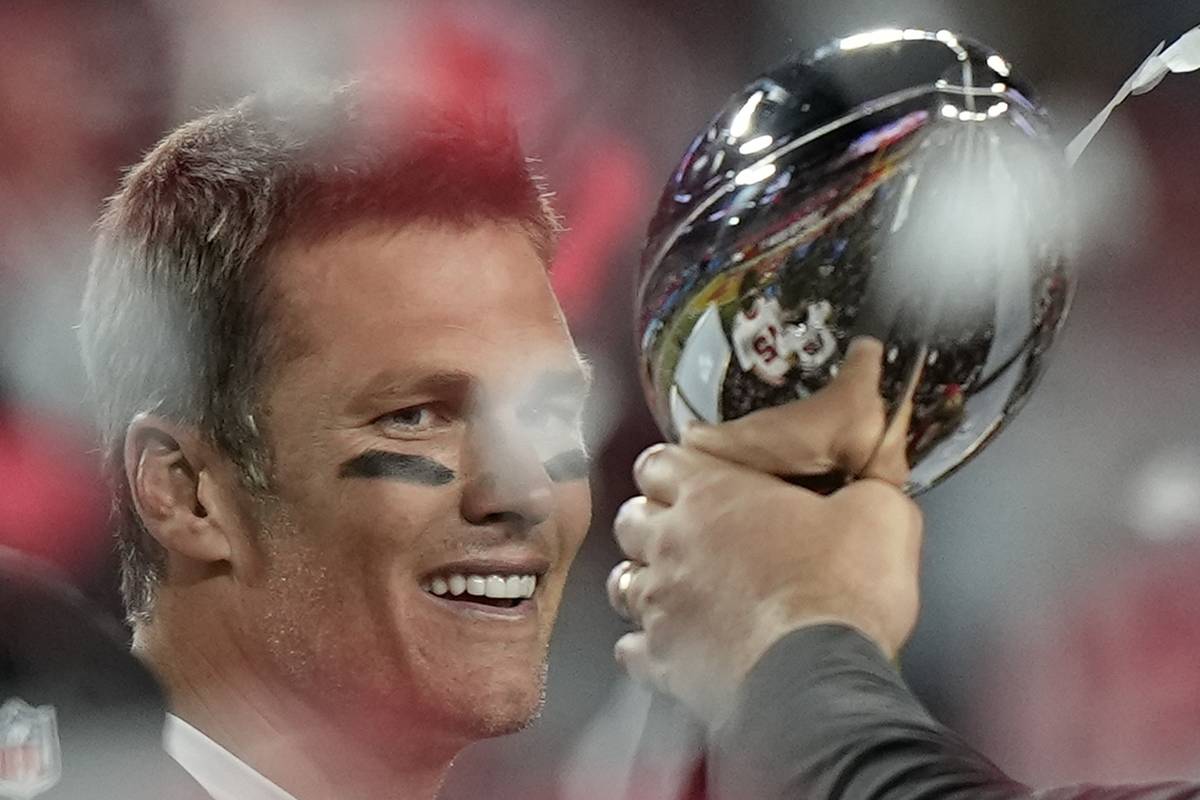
4;0;1200;794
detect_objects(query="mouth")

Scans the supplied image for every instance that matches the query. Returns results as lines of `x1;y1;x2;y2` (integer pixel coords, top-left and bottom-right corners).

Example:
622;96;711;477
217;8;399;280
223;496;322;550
419;560;548;615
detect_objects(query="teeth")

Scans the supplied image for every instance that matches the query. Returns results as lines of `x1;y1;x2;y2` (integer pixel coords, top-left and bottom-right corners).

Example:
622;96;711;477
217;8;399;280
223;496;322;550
426;573;539;600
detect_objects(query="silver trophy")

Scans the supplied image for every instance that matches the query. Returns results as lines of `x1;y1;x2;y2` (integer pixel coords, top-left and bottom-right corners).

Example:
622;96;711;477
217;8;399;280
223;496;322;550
635;29;1075;494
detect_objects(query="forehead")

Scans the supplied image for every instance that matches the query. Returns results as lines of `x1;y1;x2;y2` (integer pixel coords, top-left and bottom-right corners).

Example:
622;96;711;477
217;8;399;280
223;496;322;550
271;221;579;390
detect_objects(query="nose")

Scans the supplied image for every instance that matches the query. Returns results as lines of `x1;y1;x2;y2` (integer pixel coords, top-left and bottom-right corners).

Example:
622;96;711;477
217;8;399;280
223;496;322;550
460;415;555;531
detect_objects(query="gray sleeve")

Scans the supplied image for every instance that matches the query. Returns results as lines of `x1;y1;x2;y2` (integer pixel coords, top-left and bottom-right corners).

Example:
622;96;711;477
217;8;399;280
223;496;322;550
706;625;1200;800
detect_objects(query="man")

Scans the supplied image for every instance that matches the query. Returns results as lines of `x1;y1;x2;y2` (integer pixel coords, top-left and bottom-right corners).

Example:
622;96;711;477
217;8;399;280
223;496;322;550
611;340;1200;798
78;84;593;799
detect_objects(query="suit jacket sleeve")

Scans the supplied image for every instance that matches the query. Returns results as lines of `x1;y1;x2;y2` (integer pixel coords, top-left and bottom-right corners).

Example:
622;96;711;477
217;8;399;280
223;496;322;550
706;624;1200;800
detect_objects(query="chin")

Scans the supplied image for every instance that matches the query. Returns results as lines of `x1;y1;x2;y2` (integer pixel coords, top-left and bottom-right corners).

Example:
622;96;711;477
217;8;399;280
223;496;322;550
449;664;549;740
470;700;544;739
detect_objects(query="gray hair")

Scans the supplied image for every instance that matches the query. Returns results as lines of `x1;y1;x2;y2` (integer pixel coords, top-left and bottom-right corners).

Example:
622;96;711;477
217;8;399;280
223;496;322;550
79;83;560;627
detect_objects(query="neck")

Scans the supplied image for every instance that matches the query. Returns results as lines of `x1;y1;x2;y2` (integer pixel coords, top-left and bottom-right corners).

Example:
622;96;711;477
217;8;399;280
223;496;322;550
139;600;459;800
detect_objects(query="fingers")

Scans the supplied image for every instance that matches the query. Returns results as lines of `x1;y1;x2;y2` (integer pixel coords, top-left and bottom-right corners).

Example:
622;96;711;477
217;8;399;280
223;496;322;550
613;496;657;562
835;336;887;386
682;408;815;477
614;631;653;687
859;360;919;487
681;337;906;485
632;442;736;506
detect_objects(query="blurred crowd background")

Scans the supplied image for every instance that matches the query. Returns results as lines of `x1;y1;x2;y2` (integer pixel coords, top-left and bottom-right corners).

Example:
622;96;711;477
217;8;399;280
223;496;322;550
3;0;1200;795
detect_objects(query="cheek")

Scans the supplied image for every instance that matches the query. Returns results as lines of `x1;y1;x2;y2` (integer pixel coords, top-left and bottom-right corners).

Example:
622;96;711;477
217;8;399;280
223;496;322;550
264;480;464;635
537;481;592;618
303;476;460;556
321;483;461;609
556;480;593;561
251;483;464;680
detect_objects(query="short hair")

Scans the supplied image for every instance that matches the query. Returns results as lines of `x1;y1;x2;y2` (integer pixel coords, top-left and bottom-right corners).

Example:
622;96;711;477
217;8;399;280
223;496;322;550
79;82;560;627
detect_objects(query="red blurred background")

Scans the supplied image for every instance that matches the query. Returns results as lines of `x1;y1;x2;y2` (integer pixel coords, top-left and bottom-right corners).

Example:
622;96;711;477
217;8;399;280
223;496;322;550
4;0;1200;795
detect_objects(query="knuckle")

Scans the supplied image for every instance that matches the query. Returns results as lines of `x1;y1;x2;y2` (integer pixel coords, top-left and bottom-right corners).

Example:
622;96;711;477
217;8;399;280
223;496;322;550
838;479;909;527
626;574;650;612
869;486;908;521
652;527;682;562
637;442;681;476
633;443;667;477
629;565;671;616
677;467;725;502
642;581;666;611
634;572;664;612
641;609;672;654
849;475;893;503
640;606;662;639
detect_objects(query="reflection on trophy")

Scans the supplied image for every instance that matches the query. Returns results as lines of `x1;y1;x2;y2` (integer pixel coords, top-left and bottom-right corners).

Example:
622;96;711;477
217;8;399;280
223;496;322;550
635;28;1076;494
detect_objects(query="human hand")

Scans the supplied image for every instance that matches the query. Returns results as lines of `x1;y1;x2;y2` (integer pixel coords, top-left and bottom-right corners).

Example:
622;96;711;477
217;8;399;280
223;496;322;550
681;337;913;488
609;338;923;723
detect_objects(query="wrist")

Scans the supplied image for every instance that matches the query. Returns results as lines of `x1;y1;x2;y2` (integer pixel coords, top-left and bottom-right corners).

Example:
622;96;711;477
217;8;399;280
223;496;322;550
742;608;897;678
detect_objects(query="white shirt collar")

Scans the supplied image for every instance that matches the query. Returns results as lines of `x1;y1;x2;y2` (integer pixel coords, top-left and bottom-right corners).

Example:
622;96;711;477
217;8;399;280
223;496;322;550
164;713;299;800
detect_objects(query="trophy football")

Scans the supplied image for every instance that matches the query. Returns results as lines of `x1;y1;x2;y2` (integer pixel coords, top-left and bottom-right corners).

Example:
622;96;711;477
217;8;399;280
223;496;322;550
635;29;1075;494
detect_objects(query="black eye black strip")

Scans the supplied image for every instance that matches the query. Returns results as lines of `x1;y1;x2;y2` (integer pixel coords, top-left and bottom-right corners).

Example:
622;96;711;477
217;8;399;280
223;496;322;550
542;449;590;483
339;450;456;486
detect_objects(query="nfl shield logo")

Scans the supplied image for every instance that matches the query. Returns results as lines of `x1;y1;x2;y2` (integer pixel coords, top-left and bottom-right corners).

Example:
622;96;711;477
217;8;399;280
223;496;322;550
0;699;61;799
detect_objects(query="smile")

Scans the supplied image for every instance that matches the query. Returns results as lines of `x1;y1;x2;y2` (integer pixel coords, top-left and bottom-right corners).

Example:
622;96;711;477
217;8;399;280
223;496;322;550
421;573;538;609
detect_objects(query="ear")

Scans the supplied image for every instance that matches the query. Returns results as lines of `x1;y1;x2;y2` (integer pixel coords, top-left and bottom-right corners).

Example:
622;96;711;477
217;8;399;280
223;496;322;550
124;413;240;566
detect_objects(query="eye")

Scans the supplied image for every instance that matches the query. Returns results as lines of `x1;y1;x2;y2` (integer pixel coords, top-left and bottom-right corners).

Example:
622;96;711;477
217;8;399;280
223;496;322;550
376;405;448;436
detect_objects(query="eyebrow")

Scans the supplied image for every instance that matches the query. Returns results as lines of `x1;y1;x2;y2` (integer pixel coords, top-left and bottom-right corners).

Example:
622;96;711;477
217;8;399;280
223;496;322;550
349;369;475;413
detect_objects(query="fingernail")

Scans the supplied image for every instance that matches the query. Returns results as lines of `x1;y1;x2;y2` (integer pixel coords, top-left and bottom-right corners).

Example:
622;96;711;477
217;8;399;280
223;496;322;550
634;443;667;475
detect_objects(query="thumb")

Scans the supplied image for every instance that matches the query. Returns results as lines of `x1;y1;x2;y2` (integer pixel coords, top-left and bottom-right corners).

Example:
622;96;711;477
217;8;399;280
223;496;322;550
682;337;890;479
858;361;918;487
681;404;833;476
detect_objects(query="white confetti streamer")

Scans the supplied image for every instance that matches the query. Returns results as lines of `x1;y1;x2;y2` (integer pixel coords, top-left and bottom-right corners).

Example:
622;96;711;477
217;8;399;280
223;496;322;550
1066;24;1200;166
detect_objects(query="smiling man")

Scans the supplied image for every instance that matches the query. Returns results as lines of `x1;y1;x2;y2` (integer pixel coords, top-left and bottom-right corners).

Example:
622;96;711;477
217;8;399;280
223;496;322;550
78;85;592;800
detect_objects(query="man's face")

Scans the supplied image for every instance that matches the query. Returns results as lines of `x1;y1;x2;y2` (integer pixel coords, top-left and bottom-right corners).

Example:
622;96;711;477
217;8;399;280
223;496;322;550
241;221;592;743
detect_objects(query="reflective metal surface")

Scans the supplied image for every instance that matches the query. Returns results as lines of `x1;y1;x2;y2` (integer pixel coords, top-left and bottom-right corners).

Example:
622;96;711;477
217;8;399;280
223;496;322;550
636;29;1075;494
